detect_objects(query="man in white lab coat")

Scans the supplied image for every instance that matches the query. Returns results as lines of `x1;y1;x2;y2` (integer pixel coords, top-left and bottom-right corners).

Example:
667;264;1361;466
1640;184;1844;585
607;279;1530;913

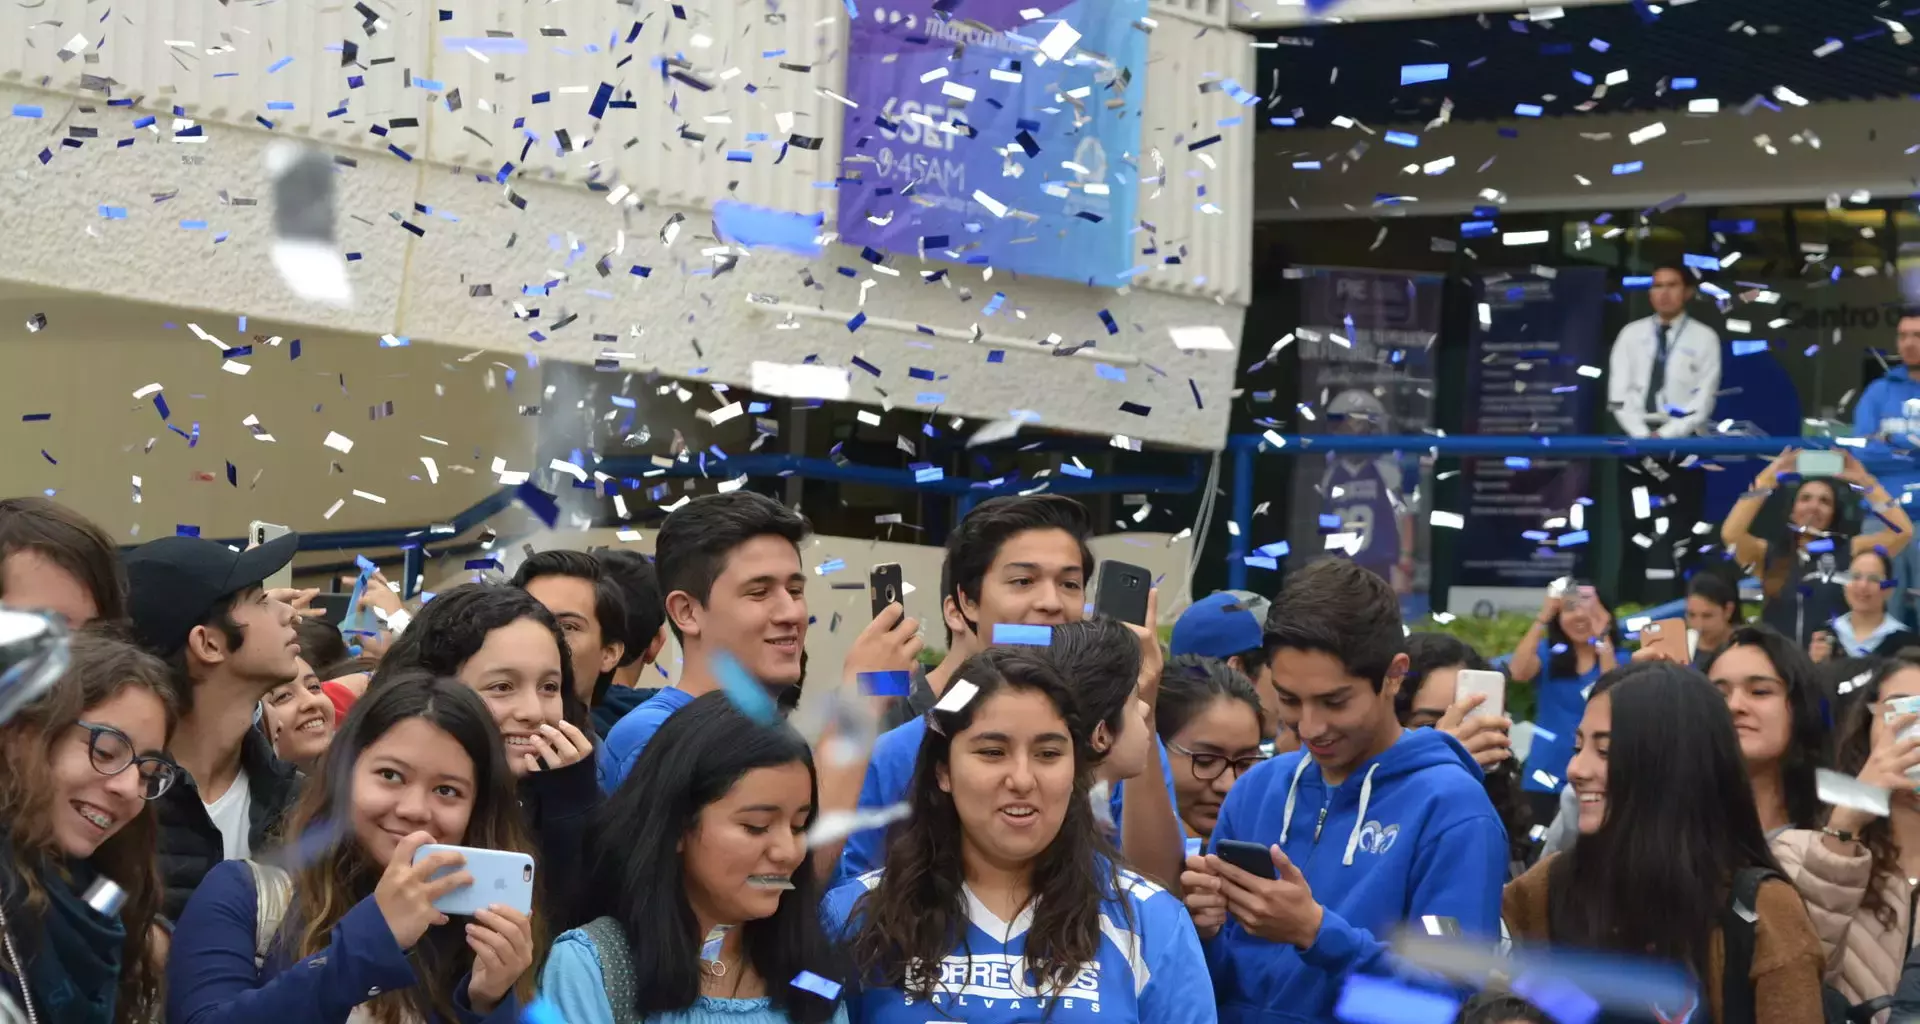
1607;264;1722;602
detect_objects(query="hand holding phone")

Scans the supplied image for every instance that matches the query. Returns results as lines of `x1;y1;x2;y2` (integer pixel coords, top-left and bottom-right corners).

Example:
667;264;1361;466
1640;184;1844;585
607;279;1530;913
412;843;535;917
869;563;904;618
1638;618;1690;664
1212;839;1279;881
1796;450;1845;479
376;833;470;948
1453;669;1506;720
1094;561;1152;626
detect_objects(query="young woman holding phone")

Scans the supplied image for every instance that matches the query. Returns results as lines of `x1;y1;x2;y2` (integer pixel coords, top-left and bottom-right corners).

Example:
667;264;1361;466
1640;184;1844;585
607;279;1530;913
1721;448;1912;646
1506;580;1619;825
167;671;542;1024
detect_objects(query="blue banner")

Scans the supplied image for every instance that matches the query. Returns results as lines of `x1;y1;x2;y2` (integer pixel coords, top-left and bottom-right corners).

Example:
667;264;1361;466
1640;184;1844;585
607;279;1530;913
1456;267;1607;589
837;0;1149;286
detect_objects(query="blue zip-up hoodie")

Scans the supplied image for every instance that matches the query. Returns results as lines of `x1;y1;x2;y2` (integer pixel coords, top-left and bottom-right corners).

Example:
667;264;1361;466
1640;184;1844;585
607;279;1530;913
1852;364;1920;492
1203;728;1506;1024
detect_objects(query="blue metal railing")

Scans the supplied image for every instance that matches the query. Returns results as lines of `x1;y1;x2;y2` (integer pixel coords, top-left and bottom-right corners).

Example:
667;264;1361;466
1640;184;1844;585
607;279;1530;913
1218;432;1817;591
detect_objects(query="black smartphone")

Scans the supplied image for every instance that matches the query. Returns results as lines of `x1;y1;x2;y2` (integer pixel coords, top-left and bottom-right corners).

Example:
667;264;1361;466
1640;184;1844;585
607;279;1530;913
1094;560;1151;626
311;593;352;626
1214;839;1279;880
869;563;904;617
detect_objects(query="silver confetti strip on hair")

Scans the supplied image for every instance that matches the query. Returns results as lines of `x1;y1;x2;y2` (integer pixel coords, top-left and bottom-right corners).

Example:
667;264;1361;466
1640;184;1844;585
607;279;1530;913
82;877;126;917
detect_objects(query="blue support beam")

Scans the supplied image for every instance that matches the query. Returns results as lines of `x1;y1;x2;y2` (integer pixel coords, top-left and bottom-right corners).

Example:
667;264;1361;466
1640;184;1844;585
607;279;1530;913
1226;444;1256;592
1225;433;1834;458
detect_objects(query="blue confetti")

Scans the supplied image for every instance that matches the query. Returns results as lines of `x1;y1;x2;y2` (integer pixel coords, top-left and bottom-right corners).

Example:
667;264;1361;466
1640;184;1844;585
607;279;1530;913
1673;77;1698;90
99;205;127;219
12;104;42;119
514;481;560;527
1318;514;1343;529
713;650;780;724
1332;974;1460;1024
790;971;843;1001
1257;540;1291;558
1612;161;1644;175
1505;456;1532;469
1384;131;1419;148
266;56;293;73
1399;63;1448;85
991;623;1053;646
1096;364;1127;382
1557;530;1591;547
857;672;912;697
1732;339;1769;356
1243;555;1279;570
1515;103;1544;117
914;467;945;483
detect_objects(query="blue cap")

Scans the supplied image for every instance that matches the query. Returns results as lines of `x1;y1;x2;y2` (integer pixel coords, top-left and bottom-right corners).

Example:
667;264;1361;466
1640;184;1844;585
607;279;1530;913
1170;591;1266;658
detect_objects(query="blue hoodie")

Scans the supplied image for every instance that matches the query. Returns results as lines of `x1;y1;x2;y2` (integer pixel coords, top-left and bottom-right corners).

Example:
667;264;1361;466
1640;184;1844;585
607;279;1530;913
1852;364;1920;492
1203;728;1506;1024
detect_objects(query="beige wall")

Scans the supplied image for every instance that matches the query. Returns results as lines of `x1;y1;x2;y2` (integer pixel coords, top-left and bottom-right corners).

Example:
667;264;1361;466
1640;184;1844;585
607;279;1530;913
429;527;1201;692
0;284;541;545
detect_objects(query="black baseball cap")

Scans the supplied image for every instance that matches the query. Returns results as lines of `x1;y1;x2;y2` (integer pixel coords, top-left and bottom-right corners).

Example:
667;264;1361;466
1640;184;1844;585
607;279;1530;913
124;533;299;656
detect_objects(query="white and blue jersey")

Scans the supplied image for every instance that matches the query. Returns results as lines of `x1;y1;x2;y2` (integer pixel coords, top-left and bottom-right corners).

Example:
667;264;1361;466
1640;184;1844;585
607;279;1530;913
823;863;1216;1024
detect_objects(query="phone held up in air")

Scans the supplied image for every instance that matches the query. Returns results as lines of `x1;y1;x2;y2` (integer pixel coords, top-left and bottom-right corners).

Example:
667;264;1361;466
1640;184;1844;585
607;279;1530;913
1796;450;1845;479
1213;839;1279;881
869;563;904;618
250;521;293;590
1639;617;1692;664
1094;561;1152;626
1453;669;1507;720
411;844;536;917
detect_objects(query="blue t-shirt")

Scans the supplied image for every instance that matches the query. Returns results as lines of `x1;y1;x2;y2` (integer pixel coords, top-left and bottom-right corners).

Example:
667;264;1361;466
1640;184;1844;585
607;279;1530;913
1521;639;1601;794
1107;737;1181;835
597;686;698;794
823;865;1216;1024
834;717;927;885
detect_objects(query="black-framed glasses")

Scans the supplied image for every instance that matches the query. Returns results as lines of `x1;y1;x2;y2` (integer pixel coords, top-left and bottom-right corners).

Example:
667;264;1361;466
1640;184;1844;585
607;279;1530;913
72;721;177;800
1167;741;1267;782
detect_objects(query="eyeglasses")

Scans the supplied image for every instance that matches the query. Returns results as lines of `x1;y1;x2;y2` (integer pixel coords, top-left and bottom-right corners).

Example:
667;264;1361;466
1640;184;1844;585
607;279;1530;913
1167;741;1267;782
72;721;177;800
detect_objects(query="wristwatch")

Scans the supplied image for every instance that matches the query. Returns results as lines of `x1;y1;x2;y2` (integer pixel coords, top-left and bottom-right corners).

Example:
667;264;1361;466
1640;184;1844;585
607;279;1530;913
1821;826;1860;844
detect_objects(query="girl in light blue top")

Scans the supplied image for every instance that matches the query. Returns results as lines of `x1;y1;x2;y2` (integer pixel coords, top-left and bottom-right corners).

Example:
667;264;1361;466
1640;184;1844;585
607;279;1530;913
539;691;847;1024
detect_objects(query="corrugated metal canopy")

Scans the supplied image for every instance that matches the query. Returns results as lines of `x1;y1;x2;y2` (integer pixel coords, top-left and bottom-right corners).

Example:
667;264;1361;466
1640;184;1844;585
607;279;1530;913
1252;0;1920;127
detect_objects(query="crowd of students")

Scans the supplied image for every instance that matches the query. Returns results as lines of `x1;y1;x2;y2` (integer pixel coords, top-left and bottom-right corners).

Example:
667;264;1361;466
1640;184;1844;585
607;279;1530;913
4;464;1920;1024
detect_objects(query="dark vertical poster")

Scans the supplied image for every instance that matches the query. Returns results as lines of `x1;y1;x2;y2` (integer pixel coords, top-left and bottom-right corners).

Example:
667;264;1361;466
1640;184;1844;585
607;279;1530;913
1455;267;1607;590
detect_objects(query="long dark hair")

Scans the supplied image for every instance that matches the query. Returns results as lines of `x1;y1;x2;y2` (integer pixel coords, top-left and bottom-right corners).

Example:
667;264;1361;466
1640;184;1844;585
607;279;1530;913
0;629;177;1024
1834;653;1920;929
1710;624;1828;829
282;670;541;1024
1549;661;1779;987
581;692;841;1023
849;647;1126;1008
375;582;586;729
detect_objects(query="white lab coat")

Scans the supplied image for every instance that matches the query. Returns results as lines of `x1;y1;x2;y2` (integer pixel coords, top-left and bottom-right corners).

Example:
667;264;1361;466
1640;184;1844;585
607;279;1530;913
1607;312;1722;439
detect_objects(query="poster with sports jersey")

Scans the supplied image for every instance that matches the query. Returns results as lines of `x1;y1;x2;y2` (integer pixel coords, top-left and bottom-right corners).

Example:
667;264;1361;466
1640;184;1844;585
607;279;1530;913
1286;267;1442;618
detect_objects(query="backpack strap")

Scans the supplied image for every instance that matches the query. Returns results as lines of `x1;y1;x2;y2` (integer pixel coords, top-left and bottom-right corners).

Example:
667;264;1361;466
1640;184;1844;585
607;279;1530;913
580;917;641;1024
1721;866;1778;1024
244;860;292;973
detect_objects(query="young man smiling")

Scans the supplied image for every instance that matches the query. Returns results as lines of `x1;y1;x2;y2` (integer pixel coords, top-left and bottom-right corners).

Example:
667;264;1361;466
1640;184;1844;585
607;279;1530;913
1182;559;1505;1024
597;491;809;793
511;549;630;736
126;533;305;921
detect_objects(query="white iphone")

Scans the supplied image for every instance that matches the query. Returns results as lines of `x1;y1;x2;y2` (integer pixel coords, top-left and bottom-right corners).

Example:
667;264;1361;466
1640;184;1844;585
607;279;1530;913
1454;669;1507;720
249;522;293;590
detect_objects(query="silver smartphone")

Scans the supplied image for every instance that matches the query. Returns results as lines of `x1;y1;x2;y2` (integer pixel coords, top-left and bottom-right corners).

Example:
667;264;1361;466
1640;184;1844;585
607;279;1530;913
1454;669;1506;720
250;522;293;590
